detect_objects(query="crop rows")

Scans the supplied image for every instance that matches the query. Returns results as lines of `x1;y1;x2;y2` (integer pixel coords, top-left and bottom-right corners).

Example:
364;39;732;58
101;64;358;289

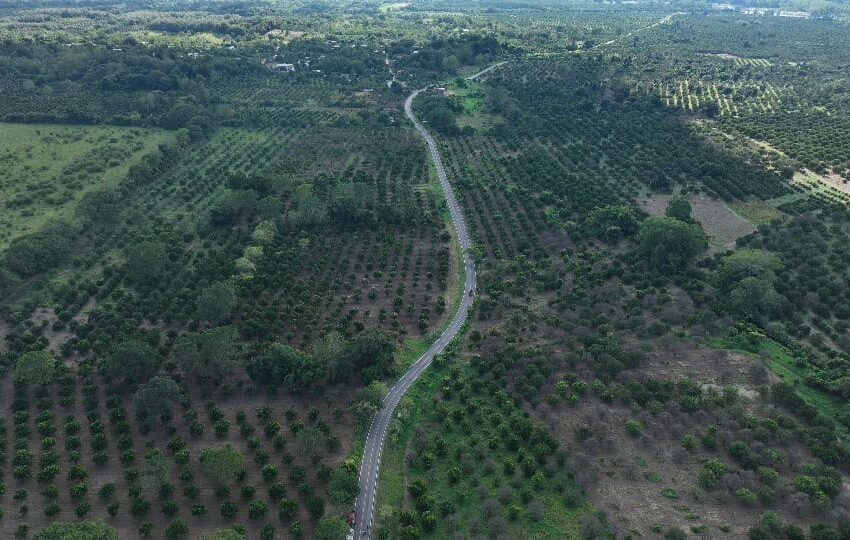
0;363;351;539
722;112;850;180
703;54;772;68
649;80;784;116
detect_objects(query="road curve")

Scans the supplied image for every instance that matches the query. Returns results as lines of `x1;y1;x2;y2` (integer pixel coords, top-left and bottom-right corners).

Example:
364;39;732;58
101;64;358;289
353;87;479;539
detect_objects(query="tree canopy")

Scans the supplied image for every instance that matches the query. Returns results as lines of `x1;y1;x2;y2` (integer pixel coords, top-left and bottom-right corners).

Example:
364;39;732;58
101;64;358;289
34;521;117;540
14;349;56;386
584;204;639;242
174;325;241;382
637;217;708;273
103;339;159;384
200;445;245;486
196;281;237;323
247;342;326;390
133;376;183;420
665;195;694;223
315;518;350;540
125;240;168;284
714;249;783;292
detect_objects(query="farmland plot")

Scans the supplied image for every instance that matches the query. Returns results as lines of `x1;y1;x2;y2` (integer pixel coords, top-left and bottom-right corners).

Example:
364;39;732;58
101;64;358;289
0;124;170;251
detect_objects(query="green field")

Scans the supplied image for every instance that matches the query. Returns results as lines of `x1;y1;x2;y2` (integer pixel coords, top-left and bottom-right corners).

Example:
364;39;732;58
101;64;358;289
0;123;170;250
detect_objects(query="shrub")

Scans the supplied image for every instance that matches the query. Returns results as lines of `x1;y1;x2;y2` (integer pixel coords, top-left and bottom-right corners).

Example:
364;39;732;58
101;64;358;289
278;498;297;521
625;420;643;437
161;501;179;517
248;500;268;519
164;519;189;539
261;464;278;483
736;488;757;506
220;502;238;519
698;458;728;490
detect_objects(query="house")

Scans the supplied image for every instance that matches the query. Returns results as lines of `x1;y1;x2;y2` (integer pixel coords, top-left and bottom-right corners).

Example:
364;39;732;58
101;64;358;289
433;87;448;96
274;63;295;72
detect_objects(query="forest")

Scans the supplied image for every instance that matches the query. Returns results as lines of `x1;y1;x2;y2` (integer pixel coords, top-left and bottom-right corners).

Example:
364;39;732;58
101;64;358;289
2;1;850;540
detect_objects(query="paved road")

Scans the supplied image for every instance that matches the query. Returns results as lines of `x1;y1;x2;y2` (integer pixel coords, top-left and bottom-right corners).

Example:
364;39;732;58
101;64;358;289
352;83;483;539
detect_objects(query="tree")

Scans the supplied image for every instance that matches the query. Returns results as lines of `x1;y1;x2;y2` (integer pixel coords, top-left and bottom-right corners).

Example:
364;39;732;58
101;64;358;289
289;184;328;227
247;343;324;389
714;250;783;292
729;277;783;322
14;350;56;386
315;518;349;540
665;196;693;223
133;376;182;419
329;461;359;505
77;190;122;225
584;205;638;242
200;446;245;486
637;217;708;273
423;104;459;136
140;449;170;493
174;326;240;382
351;381;387;430
103;340;159;384
34;520;117;540
196;281;237;323
309;331;350;382
4;222;74;277
350;328;396;382
126;241;167;284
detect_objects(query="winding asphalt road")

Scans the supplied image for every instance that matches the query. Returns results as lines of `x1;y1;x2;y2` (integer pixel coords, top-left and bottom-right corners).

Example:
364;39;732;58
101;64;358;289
353;73;493;538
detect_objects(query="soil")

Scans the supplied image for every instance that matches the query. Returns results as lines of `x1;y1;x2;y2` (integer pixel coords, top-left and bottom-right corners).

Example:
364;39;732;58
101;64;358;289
533;338;841;538
637;194;756;249
0;371;356;540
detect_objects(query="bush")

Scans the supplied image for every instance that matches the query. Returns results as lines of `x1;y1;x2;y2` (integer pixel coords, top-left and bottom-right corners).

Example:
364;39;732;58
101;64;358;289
165;519;189;539
248;500;268;519
624;420;643;437
278;497;297;521
315;518;349;540
736;488;757;506
220;502;238;519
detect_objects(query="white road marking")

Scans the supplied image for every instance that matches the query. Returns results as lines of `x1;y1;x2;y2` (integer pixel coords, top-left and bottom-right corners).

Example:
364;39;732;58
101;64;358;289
353;62;508;539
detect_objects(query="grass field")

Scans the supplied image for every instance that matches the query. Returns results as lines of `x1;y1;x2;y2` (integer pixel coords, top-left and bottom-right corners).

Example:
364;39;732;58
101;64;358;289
730;200;785;225
0;123;170;251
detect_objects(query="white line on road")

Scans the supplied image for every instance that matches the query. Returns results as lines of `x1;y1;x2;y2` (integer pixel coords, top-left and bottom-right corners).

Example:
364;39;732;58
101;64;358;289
353;61;508;539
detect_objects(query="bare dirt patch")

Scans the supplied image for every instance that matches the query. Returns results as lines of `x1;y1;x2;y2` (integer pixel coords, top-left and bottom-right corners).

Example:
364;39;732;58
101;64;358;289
533;338;837;538
637;194;756;248
636;339;769;388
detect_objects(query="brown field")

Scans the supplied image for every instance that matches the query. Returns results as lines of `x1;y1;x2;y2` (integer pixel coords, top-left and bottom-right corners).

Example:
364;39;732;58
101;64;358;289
534;338;834;538
0;372;356;539
638;194;756;249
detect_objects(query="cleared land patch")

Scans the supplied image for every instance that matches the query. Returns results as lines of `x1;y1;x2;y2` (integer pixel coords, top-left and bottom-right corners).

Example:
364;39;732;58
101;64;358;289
637;194;756;248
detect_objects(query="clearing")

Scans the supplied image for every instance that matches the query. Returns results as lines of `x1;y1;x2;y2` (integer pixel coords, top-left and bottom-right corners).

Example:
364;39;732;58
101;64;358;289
637;194;756;248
